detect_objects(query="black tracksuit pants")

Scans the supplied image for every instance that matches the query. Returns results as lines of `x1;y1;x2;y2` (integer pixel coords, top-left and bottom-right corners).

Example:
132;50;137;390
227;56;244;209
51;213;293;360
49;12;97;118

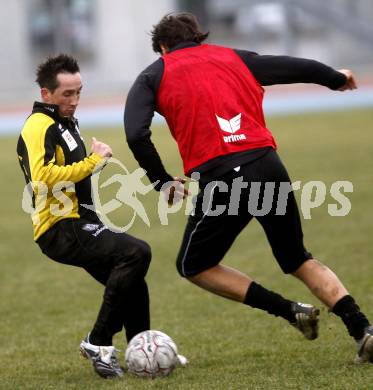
37;215;151;343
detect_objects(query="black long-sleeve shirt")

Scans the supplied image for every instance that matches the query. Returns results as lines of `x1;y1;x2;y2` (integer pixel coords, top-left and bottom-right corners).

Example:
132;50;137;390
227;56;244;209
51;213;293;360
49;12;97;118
124;42;347;188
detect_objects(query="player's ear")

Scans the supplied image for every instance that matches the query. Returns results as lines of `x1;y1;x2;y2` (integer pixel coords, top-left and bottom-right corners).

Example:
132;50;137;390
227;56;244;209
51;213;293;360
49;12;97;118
160;44;169;55
41;87;52;103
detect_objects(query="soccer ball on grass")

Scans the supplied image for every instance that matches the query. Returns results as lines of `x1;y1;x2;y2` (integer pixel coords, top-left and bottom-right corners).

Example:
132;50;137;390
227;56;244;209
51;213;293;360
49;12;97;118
125;330;187;378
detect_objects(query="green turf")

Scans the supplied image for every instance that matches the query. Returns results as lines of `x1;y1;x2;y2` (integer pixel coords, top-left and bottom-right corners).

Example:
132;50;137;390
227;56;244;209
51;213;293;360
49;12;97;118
1;108;373;389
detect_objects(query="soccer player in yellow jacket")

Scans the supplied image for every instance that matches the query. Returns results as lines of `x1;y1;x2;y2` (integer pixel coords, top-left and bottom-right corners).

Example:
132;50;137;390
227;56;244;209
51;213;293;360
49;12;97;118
17;54;151;378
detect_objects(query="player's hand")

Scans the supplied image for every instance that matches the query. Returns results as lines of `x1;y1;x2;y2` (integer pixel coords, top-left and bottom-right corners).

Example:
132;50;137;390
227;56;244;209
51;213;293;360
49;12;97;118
163;177;190;205
337;69;358;91
91;137;113;158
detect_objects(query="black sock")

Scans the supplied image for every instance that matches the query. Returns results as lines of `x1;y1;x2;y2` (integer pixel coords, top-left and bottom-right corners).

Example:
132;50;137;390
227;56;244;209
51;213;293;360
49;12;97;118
332;295;370;341
244;281;296;323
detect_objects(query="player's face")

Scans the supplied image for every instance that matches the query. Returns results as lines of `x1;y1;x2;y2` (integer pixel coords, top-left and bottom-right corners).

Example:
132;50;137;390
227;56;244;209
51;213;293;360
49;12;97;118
41;72;82;118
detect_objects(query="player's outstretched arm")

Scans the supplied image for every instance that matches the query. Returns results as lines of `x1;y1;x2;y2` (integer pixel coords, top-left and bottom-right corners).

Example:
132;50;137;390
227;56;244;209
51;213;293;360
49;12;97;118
235;50;350;90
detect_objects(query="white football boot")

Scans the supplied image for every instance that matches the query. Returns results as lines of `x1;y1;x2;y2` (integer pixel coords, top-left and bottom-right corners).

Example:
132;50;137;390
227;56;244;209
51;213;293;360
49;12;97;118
80;334;123;378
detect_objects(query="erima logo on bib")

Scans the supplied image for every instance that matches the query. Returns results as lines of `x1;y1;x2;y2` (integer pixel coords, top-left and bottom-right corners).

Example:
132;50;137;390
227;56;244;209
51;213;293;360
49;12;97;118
216;113;246;143
61;130;78;151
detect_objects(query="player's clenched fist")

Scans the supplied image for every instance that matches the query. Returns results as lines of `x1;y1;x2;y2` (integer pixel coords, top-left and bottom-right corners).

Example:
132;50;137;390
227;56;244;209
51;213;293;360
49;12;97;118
91;137;113;158
163;177;190;205
337;69;358;91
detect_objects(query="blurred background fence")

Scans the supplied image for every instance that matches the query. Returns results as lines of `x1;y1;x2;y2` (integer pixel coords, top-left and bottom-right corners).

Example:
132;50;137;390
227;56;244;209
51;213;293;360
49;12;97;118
1;0;373;133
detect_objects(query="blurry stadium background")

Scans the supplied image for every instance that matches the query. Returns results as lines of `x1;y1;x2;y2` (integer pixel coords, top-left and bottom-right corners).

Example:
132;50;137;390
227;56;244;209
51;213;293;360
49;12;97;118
1;0;373;132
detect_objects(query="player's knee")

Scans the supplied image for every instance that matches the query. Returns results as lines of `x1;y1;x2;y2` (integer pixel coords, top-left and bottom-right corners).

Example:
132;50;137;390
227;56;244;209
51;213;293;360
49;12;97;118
274;248;313;274
116;239;151;278
292;258;326;276
134;240;152;272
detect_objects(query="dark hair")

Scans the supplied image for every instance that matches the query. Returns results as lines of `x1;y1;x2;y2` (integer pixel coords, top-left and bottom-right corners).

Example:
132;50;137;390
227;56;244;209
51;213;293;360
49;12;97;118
35;54;80;91
151;12;209;54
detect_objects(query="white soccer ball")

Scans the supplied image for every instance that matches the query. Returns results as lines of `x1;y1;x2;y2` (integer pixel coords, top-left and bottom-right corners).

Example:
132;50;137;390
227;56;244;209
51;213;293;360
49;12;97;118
125;330;179;378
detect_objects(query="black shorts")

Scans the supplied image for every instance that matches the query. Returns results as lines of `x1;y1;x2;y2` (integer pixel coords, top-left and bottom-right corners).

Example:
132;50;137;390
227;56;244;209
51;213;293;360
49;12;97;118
176;149;312;277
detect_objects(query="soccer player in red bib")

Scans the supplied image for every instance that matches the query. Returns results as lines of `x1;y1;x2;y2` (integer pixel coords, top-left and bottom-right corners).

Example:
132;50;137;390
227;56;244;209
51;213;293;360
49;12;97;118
124;12;372;363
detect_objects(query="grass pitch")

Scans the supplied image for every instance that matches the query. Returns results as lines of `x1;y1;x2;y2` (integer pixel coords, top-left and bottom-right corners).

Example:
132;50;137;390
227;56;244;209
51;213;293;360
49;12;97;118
1;108;373;389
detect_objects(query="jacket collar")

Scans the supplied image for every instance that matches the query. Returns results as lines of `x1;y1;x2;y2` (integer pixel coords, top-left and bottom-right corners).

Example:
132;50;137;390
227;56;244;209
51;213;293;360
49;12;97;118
168;41;200;53
32;101;77;127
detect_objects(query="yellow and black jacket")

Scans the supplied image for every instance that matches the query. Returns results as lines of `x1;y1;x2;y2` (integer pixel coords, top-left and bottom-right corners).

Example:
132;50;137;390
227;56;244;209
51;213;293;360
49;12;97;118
17;101;104;241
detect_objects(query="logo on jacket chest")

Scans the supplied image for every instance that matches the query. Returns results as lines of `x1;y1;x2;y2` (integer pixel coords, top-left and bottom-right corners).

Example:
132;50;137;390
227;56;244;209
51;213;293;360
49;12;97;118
58;124;78;151
216;113;247;143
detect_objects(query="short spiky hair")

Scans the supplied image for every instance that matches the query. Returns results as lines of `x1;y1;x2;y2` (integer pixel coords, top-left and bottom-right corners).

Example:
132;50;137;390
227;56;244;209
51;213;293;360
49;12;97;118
151;12;209;54
35;54;80;91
